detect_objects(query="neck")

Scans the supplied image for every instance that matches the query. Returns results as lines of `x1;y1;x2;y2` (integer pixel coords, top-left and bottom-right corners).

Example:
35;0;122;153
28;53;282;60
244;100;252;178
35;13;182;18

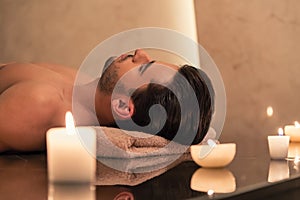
74;80;98;112
71;79;100;125
95;90;114;126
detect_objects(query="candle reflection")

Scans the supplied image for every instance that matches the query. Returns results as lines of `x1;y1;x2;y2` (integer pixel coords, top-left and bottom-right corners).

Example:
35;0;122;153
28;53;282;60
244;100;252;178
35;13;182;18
293;156;300;171
267;160;289;183
190;168;236;194
48;184;95;200
207;189;215;198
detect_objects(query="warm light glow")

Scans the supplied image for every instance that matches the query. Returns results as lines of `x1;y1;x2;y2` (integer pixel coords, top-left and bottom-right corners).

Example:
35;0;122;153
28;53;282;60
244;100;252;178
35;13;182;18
295;121;300;128
294;156;300;171
294;156;300;164
207;189;214;196
266;106;273;117
65;111;76;135
278;128;284;136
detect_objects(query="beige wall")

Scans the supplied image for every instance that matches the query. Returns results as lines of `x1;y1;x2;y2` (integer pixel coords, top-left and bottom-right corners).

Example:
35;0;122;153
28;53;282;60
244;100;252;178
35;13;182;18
0;0;197;67
1;0;300;156
195;0;300;156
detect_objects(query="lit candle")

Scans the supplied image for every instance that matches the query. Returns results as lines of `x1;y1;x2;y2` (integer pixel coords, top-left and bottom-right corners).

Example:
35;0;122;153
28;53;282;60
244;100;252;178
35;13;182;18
47;111;96;183
284;121;300;142
267;128;290;159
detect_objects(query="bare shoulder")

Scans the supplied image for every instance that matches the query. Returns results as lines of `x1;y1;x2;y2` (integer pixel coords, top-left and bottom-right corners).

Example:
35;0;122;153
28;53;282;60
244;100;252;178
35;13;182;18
0;62;76;95
2;80;65;111
32;62;78;79
0;62;77;80
0;80;67;152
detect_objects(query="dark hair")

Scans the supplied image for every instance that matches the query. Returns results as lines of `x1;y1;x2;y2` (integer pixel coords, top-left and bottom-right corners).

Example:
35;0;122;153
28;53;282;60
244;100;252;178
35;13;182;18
118;65;214;145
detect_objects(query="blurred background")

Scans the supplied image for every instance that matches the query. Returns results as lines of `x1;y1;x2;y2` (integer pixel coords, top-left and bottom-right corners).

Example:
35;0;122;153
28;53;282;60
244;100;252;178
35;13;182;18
1;0;300;158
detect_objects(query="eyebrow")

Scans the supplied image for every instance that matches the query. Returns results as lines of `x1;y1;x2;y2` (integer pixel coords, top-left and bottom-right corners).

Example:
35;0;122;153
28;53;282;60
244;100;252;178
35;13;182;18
139;60;156;75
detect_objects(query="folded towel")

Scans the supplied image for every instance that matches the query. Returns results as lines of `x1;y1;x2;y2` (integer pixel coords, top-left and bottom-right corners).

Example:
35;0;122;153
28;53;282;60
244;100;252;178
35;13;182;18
93;126;218;173
94;126;189;159
94;126;218;159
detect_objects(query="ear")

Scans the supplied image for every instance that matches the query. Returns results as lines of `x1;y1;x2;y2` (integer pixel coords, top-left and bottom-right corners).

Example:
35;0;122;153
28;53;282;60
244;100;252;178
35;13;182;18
111;96;135;120
114;191;134;200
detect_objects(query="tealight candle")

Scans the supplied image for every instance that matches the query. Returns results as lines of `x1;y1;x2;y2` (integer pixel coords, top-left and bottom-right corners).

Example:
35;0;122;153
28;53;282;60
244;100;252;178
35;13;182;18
268;128;290;160
47;111;96;183
284;121;300;142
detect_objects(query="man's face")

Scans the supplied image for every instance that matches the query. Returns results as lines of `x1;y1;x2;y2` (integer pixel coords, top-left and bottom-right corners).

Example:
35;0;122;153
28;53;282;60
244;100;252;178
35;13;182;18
99;49;179;94
112;49;179;78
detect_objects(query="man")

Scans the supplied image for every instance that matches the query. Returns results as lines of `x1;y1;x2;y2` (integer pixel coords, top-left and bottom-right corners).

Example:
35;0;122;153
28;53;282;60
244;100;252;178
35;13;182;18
0;49;213;152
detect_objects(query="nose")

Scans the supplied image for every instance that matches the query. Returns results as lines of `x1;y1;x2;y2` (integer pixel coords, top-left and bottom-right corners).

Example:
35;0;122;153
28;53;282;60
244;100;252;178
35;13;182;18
133;49;151;63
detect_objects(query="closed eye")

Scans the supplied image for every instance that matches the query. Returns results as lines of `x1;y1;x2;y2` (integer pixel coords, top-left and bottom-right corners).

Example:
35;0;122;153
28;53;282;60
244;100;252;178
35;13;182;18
120;54;134;62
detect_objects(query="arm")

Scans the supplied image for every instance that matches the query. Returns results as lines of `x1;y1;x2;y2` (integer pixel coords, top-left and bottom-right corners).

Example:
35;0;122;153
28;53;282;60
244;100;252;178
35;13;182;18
0;81;66;152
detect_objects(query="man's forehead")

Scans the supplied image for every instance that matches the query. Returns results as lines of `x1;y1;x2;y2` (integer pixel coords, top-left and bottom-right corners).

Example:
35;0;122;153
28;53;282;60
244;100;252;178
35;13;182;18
118;62;178;89
113;62;178;95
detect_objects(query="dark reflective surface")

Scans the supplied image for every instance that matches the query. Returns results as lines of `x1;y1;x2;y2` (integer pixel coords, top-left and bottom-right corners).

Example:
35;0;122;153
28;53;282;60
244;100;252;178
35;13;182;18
1;141;300;200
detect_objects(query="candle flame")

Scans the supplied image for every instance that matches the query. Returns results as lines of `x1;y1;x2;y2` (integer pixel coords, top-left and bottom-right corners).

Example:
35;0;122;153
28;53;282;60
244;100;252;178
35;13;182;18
278;128;284;136
65;111;76;135
266;106;273;117
295;121;300;128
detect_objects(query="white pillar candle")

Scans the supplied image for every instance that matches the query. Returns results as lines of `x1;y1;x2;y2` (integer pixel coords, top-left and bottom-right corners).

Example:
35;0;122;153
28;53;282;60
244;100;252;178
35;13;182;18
268;128;290;160
47;111;96;183
284;121;300;142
